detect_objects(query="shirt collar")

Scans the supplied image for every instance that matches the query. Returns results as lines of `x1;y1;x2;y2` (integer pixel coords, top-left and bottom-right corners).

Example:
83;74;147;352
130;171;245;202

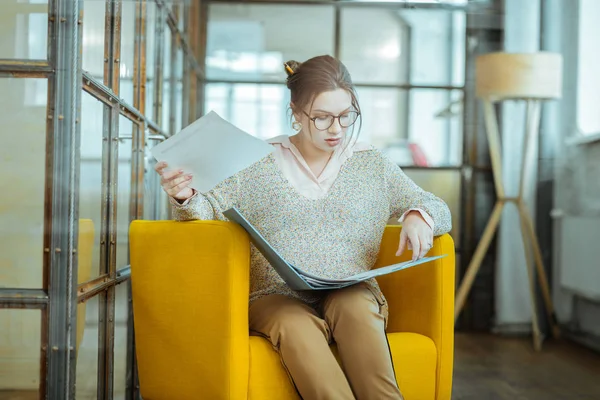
266;135;292;149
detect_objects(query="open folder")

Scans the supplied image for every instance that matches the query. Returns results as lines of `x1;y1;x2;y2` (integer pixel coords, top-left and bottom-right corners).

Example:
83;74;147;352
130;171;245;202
223;207;446;291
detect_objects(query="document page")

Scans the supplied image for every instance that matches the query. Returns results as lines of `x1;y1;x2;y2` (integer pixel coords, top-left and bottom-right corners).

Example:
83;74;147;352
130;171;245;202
150;111;274;193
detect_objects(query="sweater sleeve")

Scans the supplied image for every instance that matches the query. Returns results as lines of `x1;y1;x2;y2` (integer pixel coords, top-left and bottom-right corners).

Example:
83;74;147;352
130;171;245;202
169;174;239;221
382;153;452;236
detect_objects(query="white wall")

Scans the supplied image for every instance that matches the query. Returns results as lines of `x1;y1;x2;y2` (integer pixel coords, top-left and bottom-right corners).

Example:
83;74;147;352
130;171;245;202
576;0;600;136
542;0;600;349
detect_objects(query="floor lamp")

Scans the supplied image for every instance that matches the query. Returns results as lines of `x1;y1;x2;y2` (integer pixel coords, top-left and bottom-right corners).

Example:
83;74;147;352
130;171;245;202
454;52;563;350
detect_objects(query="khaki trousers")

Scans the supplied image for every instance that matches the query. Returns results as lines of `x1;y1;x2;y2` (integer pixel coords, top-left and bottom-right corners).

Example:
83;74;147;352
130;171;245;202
249;284;404;400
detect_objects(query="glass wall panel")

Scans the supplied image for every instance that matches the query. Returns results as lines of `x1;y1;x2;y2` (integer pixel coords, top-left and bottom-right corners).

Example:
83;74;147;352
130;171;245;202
0;0;209;398
340;7;410;85
205;83;290;140
82;0;107;79
354;87;408;153
397;9;465;86
0;309;41;394
116;117;135;274
403;169;461;247
144;137;169;221
75;295;100;400
205;85;461;167
207;4;335;81
0;78;47;289
175;81;183;133
0;0;48;60
161;24;173;132
356;87;462;167
79;93;108;281
406;88;462;166
340;7;465;86
177;1;185;32
120;0;137;105
163;80;171;133
113;282;129;399
175;48;184;133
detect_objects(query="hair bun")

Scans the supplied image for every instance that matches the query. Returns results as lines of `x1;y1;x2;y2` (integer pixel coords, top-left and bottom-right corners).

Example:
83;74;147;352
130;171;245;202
284;60;302;77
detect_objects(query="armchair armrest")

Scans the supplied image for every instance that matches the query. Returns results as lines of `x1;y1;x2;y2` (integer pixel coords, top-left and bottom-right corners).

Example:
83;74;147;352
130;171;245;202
129;220;250;400
374;226;455;400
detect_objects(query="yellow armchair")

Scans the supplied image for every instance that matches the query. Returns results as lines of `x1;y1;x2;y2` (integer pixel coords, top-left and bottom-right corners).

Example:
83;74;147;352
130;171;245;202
130;221;455;400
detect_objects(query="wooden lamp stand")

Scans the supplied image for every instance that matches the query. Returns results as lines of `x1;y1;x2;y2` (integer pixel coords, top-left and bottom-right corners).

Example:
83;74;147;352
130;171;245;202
455;52;563;350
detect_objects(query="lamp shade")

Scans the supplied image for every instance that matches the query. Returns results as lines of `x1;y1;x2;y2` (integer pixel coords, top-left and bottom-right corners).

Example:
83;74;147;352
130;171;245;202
475;52;563;100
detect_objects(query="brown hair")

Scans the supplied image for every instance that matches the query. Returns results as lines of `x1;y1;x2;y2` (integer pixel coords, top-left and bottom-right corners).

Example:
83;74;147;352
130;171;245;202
284;55;362;142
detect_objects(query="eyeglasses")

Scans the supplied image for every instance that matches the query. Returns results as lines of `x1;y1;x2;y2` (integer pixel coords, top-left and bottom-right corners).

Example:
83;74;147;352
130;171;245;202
302;110;360;131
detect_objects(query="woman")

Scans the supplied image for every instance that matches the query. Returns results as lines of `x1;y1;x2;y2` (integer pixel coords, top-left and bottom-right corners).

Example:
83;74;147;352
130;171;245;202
155;55;451;400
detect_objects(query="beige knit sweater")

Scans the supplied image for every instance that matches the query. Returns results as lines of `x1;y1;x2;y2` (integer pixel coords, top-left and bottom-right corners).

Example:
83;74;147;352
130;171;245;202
170;149;452;308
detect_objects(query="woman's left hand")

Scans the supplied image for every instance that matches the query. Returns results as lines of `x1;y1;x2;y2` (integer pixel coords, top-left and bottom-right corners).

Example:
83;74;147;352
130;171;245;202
396;211;434;261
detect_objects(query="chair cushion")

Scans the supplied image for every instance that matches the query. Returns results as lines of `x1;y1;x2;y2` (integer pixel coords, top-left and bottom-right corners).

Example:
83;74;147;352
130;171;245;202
248;332;437;400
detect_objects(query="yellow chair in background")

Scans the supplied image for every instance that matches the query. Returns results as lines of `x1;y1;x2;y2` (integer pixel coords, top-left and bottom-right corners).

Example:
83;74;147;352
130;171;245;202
130;221;455;400
76;219;94;354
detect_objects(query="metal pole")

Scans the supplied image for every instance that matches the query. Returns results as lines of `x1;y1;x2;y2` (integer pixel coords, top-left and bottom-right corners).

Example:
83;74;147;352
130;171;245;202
334;6;341;60
126;1;148;397
0;59;53;77
45;0;83;397
97;1;122;398
82;72;169;138
0;290;49;308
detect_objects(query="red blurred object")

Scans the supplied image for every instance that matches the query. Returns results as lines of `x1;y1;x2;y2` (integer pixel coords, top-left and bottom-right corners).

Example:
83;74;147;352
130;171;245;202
408;143;429;167
382;140;430;167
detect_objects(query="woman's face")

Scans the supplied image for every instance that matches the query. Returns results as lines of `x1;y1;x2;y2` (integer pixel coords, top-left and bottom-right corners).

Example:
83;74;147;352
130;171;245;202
294;88;358;153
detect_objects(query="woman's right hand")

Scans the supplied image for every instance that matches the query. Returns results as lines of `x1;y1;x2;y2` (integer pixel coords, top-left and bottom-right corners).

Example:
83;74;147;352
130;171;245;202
154;161;194;201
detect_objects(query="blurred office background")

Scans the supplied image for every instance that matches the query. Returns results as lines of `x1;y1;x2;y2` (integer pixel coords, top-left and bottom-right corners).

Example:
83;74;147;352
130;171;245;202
0;0;599;399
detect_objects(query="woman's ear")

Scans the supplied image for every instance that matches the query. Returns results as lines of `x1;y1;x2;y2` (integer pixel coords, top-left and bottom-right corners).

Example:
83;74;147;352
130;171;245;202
290;102;301;122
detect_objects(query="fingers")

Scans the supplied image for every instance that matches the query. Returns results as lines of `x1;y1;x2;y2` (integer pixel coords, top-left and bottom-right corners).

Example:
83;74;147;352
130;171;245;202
165;175;192;196
396;231;408;256
418;238;429;260
417;232;434;260
397;229;434;260
154;161;168;174
409;231;420;261
166;178;193;197
155;162;183;180
161;170;190;187
165;174;192;190
154;162;192;196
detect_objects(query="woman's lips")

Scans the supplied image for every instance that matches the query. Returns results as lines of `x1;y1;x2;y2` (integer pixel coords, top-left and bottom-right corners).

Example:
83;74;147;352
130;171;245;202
325;138;341;146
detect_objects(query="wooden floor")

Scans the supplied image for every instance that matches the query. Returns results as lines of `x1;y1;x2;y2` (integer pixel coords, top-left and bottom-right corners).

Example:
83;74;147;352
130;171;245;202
452;333;600;400
2;333;600;399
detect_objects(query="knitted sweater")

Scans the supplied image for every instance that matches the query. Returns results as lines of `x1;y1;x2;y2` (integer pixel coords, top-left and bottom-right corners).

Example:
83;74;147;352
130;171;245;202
171;148;452;308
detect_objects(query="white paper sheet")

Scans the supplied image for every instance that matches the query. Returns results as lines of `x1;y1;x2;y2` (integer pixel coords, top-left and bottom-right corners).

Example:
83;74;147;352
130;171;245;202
150;111;274;193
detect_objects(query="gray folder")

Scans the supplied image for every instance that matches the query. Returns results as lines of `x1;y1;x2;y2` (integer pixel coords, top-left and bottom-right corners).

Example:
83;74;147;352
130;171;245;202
223;207;446;291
